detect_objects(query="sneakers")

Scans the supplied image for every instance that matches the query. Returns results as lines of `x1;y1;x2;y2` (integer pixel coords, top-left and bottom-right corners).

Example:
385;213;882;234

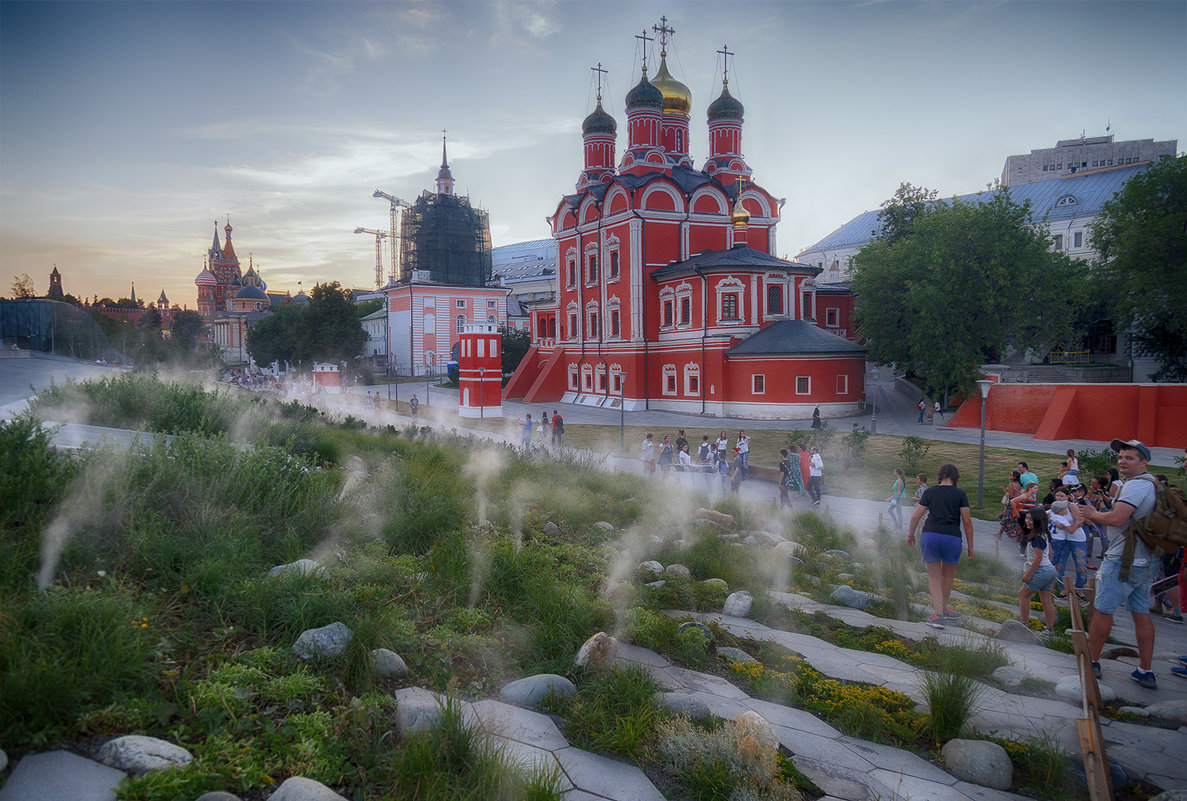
1130;669;1157;690
1167;612;1184;623
1091;660;1102;679
927;614;945;625
1179;655;1187;666
1172;666;1187;680
942;608;962;619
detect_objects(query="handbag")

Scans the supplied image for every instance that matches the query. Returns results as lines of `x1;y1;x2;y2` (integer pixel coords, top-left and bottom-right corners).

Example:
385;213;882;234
1001;493;1010;505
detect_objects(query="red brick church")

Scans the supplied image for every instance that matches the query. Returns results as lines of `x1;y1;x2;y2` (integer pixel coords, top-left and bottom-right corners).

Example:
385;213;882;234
505;21;865;418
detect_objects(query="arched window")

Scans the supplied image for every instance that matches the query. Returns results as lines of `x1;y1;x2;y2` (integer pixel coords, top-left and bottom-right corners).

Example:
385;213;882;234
456;314;466;333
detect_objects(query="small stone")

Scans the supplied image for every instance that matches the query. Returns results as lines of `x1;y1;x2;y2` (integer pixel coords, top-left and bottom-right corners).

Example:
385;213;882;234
830;585;871;610
543;521;560;536
997;619;1037;644
749;530;783;546
293;621;352;659
1055;674;1117;702
645;580;667;589
638;560;664;575
837;573;855;582
731;710;778;750
96;735;193;774
499;674;575;707
941;739;1013;790
268;559;325;579
268;776;349;801
678;621;712;640
694;508;736;528
1144;699;1187;726
702;578;728;589
664;564;691;579
656;692;711;720
394;687;449;736
575;632;619;670
742;535;758;546
722;590;754;618
823;549;850;561
196;793;242;801
773;540;805;556
718;647;758;666
593;521;614;531
371;648;408;678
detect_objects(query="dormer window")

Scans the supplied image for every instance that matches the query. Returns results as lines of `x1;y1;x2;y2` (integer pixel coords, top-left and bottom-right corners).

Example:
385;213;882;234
1056;195;1077;207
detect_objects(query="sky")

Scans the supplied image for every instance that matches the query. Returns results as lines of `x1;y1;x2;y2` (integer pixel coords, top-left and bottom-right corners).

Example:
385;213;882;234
2;0;1184;308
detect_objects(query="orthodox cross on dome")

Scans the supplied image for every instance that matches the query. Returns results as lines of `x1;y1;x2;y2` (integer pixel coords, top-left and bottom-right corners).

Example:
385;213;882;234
635;29;653;71
717;44;734;85
591;62;608;101
441;128;448;165
652;16;674;55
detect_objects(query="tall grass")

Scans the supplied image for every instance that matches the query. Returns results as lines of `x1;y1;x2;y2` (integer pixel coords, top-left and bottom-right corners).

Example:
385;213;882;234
919;669;983;743
548;665;661;759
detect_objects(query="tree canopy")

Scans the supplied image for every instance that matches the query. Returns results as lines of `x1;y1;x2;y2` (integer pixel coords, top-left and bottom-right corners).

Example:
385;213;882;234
852;186;1083;398
500;325;532;375
1091;155;1187;381
876;182;939;245
246;281;366;368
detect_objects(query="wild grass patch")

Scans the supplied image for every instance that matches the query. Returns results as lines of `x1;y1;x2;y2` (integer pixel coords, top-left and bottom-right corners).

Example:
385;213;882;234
547;665;661;759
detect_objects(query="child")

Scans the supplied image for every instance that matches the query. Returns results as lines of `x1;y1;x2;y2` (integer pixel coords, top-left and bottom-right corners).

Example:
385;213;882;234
716;453;731;497
1065;448;1079;480
1018;508;1057;634
1047;493;1076;595
913;473;928;504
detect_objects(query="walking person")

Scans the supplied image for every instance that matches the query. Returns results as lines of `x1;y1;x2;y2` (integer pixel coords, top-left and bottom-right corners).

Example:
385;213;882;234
735;430;750;476
806;447;824;505
917;399;926;425
798;444;811;498
811;406;822;430
907;463;975;625
886;468;907;530
1083;439;1160;688
1018;508;1057;635
697;435;713;465
657;434;674;479
784;443;804;496
715;430;729;462
996;471;1024;544
933;400;945;424
409;394;419;422
517;413;534;450
778;449;795;508
640;433;656;476
551;409;564;447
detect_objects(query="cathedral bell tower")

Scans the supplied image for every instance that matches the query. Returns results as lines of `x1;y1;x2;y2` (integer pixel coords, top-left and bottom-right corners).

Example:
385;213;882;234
578;63;617;189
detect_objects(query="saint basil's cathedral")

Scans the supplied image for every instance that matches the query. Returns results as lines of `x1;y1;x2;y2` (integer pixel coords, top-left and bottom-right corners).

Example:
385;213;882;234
505;22;865;418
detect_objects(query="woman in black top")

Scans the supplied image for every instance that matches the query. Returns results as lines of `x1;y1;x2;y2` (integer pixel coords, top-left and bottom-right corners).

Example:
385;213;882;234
907;463;975;624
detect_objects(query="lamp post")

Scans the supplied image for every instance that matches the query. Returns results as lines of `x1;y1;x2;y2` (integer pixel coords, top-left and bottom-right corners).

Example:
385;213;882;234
869;366;880;435
975;379;994;508
619;372;627;451
479;367;485;420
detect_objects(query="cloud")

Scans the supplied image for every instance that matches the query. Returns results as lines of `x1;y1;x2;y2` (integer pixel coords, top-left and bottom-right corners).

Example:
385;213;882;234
489;0;560;44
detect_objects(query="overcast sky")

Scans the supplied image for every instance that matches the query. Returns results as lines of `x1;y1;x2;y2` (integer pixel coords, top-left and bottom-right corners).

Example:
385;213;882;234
2;0;1183;307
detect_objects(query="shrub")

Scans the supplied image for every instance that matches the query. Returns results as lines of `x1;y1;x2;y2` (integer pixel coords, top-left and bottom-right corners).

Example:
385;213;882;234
655;716;802;801
549;665;661;759
898;436;931;473
799;421;836;455
837;424;872;472
919;669;983;742
1075;448;1115;483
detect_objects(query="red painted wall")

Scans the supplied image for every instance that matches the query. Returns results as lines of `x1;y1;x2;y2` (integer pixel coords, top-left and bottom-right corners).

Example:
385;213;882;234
950;384;1187;449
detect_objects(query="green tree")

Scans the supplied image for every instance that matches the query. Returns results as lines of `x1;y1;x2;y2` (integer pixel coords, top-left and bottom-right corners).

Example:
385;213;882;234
170;310;206;352
852;186;1082;398
500;325;532;375
10;274;35;298
246;303;303;368
300;281;366;364
355;298;383;317
876;182;939;244
1091;155;1187;381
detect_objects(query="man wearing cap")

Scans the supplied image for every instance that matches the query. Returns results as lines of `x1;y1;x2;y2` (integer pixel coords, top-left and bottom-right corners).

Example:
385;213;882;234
1082;439;1159;689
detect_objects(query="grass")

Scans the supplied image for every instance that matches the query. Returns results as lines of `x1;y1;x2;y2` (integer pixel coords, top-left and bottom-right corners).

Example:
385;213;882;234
655;716;803;801
547;665;662;759
919;669;983;742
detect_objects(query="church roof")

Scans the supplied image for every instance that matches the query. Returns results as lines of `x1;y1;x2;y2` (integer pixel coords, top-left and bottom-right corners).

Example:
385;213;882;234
728;319;866;357
800;162;1151;254
195;267;217;286
650;243;822;279
234;285;268;301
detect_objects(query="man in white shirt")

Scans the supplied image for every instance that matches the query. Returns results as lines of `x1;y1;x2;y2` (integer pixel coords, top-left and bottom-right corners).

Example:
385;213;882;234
807;448;824;506
1083;439;1159;689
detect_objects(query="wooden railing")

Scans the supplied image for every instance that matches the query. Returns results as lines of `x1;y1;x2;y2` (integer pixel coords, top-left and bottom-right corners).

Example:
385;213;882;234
1067;579;1112;800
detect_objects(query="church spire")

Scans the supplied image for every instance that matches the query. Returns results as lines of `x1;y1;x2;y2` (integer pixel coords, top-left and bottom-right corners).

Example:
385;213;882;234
436;129;455;195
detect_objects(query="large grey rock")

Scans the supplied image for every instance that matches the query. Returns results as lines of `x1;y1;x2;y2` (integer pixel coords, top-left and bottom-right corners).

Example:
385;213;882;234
574;632;618;670
96;735;192;774
0;750;126;801
268;776;348;801
830;585;871;610
656;692;711;720
694;507;735;528
722;590;754;618
195;793;242;801
268;559;325;579
499;673;575;707
742;535;759;546
593;521;614;531
1141;699;1187;725
293;622;352;659
998;619;1037;644
941;739;1013;790
542;521;559;536
717;647;758;666
749;530;783;547
702;578;728;590
394;687;449;736
1150;791;1187;801
645;580;667;589
773;540;805;557
370;648;408;678
664;563;691;579
824;549;850;561
1055;674;1117;702
638;560;664;576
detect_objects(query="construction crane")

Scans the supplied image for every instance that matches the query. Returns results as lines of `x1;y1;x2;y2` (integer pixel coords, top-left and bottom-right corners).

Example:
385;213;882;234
353;227;387;290
373;190;410;284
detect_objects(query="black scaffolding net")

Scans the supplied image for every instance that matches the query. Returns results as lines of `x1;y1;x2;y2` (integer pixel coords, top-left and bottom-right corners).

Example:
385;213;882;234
398;191;492;286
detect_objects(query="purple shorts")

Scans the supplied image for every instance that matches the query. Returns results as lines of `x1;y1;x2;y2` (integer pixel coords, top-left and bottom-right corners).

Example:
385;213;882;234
921;531;963;565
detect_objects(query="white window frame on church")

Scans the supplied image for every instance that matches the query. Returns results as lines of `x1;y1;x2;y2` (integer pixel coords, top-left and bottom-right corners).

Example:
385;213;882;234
567;363;578;391
580;363;594;393
659;287;676;330
595;364;607;392
752;374;765;395
566;301;578;341
764;278;788;319
662;364;677;395
836;374;849;395
607;236;621;282
796;376;811;395
456;299;467;309
610;364;623;394
585;301;600;340
825;307;839;328
565;249;578;289
607;297;621;339
716;278;745;323
684;363;700;396
675;281;693;328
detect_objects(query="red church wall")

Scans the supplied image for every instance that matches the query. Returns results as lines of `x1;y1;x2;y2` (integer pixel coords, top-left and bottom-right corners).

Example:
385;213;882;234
949;384;1187;449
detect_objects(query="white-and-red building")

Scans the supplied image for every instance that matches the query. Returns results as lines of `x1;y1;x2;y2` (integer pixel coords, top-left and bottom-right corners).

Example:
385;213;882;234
504;28;865;418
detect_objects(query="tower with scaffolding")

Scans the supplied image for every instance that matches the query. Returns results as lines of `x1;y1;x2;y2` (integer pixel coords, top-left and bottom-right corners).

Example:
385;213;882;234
394;134;493;286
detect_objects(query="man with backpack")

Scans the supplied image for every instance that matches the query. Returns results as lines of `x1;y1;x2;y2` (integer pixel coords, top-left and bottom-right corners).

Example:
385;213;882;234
1083;439;1161;689
551;410;564;447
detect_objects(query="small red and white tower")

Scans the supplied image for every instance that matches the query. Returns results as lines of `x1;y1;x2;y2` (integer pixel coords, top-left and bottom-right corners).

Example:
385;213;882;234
457;322;502;418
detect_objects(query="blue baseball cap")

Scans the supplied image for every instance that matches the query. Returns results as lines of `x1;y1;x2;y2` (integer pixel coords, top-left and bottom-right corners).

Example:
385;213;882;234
1110;438;1152;462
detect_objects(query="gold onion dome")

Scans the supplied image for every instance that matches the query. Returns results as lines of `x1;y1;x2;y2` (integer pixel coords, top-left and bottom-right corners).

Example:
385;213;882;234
708;81;744;121
582;99;617;135
731;197;751;226
650;52;691;116
625;71;663;109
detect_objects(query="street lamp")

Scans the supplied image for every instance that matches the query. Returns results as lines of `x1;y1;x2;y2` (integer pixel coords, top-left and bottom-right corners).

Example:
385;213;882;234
869;366;880;435
619;372;627;451
975;379;994;508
